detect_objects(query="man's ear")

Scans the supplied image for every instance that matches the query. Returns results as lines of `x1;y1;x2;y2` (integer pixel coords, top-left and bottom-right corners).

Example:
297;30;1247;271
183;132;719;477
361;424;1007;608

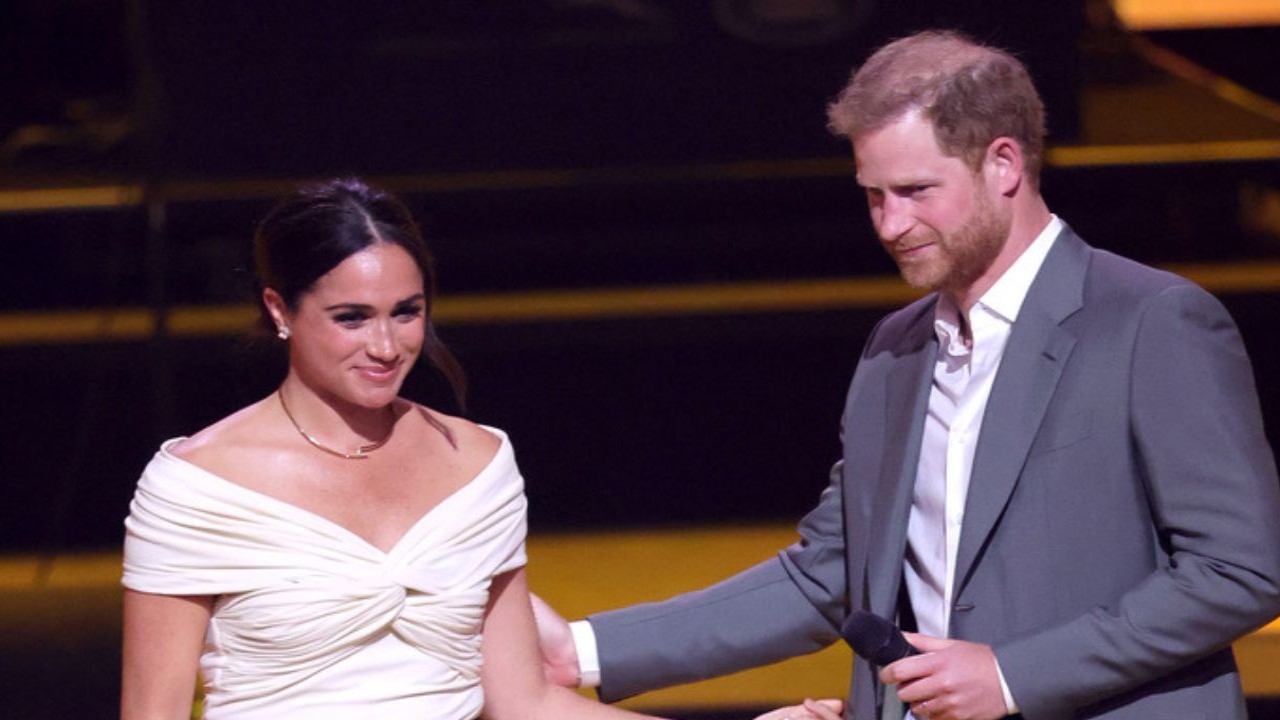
985;136;1024;196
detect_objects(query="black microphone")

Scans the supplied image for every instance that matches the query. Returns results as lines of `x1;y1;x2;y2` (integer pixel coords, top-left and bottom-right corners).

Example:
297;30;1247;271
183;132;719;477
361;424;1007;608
841;610;919;666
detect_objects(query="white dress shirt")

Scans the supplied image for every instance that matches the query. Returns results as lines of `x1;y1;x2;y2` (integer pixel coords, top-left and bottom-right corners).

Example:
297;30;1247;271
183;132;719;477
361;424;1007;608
903;216;1061;717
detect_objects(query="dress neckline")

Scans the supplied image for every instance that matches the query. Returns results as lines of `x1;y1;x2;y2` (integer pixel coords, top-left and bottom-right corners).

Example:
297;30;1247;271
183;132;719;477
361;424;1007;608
156;426;512;557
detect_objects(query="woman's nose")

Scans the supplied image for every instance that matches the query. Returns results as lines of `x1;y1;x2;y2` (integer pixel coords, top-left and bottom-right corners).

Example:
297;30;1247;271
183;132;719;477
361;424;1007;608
366;319;398;359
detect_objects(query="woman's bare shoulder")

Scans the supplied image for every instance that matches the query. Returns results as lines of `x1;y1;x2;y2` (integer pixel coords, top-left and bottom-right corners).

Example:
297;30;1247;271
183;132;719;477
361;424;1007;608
168;397;286;474
409;404;503;462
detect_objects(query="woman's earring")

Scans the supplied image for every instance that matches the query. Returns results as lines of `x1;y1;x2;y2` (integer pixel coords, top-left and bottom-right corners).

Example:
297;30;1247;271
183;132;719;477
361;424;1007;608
277;326;291;340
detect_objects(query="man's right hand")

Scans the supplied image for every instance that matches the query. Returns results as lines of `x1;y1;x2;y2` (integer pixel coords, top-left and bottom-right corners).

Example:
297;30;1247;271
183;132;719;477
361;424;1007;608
529;592;582;688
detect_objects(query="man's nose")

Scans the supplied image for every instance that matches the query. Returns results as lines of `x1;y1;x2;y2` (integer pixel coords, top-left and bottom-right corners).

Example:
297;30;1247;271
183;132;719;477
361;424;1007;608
876;195;914;242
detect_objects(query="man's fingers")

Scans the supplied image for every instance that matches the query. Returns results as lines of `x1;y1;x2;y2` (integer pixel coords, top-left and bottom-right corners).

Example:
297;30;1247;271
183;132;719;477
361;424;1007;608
902;631;949;652
879;651;932;686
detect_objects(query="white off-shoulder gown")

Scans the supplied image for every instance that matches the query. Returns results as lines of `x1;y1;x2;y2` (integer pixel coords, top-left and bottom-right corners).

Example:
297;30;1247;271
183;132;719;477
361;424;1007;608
122;428;527;720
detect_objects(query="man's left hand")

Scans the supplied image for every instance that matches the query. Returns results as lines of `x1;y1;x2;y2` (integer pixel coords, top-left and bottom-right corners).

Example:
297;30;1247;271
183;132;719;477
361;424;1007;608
879;634;1008;720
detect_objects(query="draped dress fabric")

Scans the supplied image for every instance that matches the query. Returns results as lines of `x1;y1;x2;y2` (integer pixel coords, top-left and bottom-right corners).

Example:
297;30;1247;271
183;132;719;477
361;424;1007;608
122;427;527;720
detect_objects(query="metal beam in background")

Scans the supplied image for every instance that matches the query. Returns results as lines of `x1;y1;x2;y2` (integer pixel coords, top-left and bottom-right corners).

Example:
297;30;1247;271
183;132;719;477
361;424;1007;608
2;261;1279;347
1112;0;1280;30
4;138;1280;215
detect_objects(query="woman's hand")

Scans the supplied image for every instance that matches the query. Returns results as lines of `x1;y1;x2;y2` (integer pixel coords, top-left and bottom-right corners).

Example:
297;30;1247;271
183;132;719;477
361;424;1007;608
754;698;843;720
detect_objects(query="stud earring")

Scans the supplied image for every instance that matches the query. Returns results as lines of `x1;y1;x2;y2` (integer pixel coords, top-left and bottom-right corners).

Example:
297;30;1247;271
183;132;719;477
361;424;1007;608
277;326;291;340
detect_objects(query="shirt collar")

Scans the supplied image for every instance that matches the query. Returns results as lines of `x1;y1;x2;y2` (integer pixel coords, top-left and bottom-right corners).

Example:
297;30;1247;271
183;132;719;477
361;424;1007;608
975;215;1063;324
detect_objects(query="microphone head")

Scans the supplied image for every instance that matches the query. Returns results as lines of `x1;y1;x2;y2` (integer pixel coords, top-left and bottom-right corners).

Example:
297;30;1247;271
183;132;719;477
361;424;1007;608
841;610;917;666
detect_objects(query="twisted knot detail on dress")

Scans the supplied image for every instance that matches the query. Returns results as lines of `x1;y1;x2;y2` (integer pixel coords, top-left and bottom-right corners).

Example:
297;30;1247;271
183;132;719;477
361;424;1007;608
123;428;527;719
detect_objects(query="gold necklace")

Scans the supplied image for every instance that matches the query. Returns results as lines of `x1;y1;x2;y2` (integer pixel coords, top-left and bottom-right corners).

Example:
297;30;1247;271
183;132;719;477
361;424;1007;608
277;388;393;460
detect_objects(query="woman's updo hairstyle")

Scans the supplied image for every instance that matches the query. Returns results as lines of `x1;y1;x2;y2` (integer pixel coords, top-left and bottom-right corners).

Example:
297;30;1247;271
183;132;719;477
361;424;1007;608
253;177;465;408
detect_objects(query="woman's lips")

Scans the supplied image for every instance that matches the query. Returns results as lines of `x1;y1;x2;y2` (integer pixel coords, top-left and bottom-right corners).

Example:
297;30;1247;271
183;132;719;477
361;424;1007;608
358;364;399;383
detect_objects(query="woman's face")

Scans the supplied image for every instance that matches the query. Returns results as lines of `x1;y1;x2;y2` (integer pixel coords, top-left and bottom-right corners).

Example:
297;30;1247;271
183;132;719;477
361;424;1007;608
272;242;427;409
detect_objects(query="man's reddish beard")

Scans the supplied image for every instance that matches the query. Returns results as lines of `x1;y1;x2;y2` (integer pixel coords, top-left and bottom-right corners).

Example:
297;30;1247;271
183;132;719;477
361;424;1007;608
891;180;1010;293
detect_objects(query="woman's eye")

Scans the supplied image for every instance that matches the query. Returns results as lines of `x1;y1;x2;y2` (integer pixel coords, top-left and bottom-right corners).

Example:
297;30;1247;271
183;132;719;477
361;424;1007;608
333;313;366;326
394;305;424;320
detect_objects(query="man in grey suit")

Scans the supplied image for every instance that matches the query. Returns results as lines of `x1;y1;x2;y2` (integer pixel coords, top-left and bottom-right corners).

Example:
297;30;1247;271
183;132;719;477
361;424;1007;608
535;30;1280;719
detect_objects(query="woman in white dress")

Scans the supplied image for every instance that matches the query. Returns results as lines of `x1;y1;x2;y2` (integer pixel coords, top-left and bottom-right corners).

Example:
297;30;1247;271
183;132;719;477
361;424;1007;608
121;178;840;720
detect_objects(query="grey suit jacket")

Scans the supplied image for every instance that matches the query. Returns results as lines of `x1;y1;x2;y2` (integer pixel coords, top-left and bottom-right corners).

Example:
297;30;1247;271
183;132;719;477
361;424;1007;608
589;227;1280;719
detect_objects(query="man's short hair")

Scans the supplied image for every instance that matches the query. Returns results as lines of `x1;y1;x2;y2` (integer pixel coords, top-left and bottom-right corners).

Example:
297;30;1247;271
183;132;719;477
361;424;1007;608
827;30;1047;182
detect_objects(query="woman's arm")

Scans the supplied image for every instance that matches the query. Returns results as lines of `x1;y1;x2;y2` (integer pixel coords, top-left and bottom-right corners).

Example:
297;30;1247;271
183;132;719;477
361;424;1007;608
121;589;213;720
480;568;664;720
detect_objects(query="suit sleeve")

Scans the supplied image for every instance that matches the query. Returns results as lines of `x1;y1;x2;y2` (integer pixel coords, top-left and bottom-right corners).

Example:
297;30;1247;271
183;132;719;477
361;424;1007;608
589;459;849;702
997;284;1280;718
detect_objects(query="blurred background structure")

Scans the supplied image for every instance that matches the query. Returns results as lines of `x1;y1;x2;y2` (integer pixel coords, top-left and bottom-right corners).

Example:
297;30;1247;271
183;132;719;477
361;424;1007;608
1;0;1279;717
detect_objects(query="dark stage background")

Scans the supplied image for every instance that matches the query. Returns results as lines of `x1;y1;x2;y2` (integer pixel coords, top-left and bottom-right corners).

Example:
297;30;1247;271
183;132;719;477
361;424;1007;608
0;0;1095;550
2;1;1280;718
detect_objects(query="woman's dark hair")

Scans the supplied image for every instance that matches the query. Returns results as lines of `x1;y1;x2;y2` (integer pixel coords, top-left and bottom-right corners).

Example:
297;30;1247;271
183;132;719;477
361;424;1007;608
253;177;466;409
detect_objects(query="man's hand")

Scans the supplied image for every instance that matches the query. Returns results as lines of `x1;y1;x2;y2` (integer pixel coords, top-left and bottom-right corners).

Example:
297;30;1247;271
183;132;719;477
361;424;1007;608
528;592;581;688
879;634;1008;720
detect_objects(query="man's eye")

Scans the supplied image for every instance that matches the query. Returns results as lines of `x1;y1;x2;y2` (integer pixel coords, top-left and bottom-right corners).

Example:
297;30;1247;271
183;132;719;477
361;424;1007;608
892;185;928;198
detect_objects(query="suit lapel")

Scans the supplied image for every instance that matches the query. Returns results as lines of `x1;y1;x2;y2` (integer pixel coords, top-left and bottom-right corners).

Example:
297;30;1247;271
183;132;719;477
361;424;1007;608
953;228;1089;598
865;306;938;615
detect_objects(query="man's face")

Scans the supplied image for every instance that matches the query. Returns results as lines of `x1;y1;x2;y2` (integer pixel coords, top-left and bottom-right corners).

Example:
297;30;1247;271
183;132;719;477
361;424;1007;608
853;112;1011;299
